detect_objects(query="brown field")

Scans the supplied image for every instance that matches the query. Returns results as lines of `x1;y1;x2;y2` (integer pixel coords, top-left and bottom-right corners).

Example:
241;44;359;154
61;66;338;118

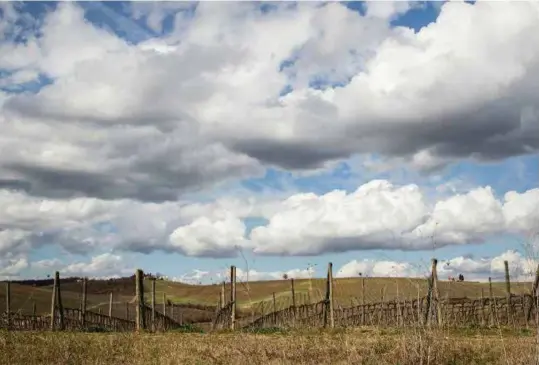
1;327;538;365
1;276;534;324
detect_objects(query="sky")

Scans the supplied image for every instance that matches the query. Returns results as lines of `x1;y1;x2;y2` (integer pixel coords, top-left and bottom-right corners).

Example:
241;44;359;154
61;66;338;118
0;0;538;285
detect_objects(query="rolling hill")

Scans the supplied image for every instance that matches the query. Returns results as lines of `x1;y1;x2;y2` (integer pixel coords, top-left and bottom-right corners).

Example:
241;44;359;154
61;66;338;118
1;275;534;323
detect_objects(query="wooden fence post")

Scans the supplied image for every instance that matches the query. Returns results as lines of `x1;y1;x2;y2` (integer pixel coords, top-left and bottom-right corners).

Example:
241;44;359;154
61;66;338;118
109;292;113;318
527;265;539;323
431;258;442;326
325;262;334;328
290;278;297;327
361;277;366;325
504;260;512;326
151;279;156;332
416;285;421;325
220;281;226;309
379;287;384;325
291;278;296;308
480;288;485;326
230;265;236;330
32;301;36;330
272;292;277;326
535;267;539;332
488;277;494;326
50;272;58;330
5;281;11;330
424;266;432;325
396;281;402;327
532;264;539;296
81;277;87;328
162;292;166;317
56;272;65;330
135;269;146;331
504;260;511;295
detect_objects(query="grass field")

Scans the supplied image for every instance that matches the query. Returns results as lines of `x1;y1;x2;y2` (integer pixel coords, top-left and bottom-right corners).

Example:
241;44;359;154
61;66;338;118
1;276;538;364
1;327;538;365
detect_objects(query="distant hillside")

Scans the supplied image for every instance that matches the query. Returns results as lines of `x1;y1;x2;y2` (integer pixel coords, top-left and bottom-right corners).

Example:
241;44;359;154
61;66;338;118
2;276;533;324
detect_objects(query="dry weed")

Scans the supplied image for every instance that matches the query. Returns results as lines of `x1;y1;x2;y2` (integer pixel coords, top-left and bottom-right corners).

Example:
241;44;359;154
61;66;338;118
0;327;537;365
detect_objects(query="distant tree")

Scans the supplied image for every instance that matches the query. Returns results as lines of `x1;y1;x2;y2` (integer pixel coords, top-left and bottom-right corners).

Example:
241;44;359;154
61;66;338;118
282;273;289;280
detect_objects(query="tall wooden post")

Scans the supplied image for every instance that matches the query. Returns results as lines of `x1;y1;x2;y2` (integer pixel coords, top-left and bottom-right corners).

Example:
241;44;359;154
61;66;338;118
377;287;385;325
81;277;87;327
151;279;156;332
325;262;334;328
220;282;226;309
504;260;511;296
109;292;113;318
32;301;36;330
230;265;236;330
5;281;11;330
272;292;277;325
55;271;65;330
162;292;166;316
361;277;366;325
532;264;539;296
50;272;58;330
431;259;442;326
504;260;512;325
396;281;402;327
135;269;146;331
488;277;494;326
291;278;296;308
480;288;485;326
290;278;297;326
424;275;432;325
526;265;539;323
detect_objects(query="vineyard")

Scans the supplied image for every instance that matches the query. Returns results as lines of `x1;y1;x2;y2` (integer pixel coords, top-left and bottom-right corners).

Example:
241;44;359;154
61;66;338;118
1;259;538;333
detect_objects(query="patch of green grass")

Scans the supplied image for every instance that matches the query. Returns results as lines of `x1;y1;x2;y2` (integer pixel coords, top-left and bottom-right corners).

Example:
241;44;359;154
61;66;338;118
171;324;205;333
240;326;289;335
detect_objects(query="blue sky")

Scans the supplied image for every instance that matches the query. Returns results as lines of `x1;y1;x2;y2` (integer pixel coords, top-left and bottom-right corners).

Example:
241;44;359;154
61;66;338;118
0;1;538;283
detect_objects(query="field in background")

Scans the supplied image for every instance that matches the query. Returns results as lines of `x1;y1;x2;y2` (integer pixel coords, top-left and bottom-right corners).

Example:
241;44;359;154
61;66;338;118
1;327;537;365
1;275;534;329
1;276;534;313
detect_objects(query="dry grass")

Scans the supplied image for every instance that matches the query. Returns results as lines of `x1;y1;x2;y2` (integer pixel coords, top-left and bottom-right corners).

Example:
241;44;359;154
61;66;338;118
1;327;537;365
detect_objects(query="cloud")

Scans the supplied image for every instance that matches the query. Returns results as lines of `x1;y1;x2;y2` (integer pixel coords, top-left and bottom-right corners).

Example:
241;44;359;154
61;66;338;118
364;0;414;20
0;254;29;279
0;2;537;203
171;269;212;285
0;2;538;262
250;181;539;256
168;265;316;285
31;253;135;279
222;266;316;283
168;214;248;257
439;250;538;282
0;178;538;258
0;2;262;202
337;250;539;282
31;258;63;271
337;259;422;279
0;188;278;256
